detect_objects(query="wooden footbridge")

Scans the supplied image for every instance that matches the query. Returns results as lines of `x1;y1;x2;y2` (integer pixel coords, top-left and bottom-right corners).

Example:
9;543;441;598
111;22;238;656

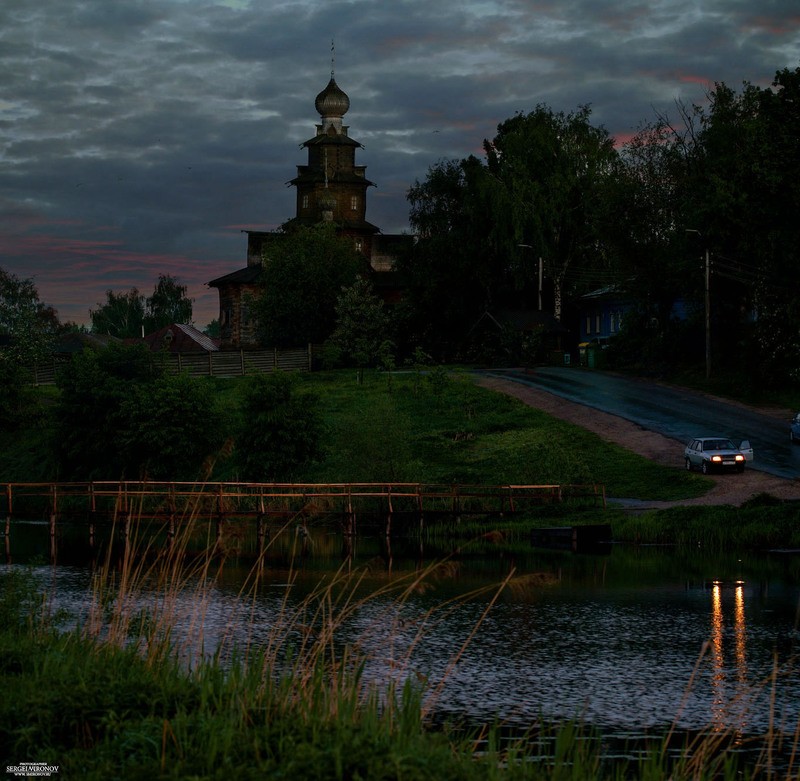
1;480;606;541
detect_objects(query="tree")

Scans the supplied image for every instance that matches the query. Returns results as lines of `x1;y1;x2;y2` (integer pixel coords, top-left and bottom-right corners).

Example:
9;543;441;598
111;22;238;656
604;112;702;370
678;69;800;386
234;372;324;481
401;106;620;358
89;289;146;339
0;268;61;429
400;156;497;358
483;105;620;321
328;278;391;382
54;342;224;479
119;373;225;479
89;276;193;339
144;274;193;332
253;224;363;346
0;267;61;364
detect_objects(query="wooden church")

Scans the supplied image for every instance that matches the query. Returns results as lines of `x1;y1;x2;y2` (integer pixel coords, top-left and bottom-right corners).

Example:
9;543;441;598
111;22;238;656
208;70;411;349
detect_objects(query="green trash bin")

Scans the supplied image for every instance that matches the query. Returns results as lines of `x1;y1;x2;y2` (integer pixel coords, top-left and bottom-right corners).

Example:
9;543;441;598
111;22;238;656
586;344;605;369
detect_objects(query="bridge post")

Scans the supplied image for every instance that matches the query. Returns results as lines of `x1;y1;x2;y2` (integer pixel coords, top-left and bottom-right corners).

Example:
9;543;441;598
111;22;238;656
49;485;57;541
3;483;10;540
345;485;355;537
215;484;225;542
167;485;177;541
385;486;393;538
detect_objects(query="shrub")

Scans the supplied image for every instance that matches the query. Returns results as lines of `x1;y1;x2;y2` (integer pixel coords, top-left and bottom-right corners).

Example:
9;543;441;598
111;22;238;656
234;371;324;481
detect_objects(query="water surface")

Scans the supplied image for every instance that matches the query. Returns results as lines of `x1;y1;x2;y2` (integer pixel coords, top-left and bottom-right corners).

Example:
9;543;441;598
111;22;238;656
4;520;799;739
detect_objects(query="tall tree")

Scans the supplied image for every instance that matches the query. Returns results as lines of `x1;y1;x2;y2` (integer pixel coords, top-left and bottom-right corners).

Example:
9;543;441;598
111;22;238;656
0;268;60;428
144;274;193;332
89;289;146;338
401;155;496;358
683;69;800;384
0;267;61;364
483;105;620;321
608;111;702;367
253;224;363;346
328;277;391;381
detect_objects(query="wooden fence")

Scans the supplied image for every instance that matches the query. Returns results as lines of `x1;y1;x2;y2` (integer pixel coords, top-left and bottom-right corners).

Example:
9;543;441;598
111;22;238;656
27;347;312;385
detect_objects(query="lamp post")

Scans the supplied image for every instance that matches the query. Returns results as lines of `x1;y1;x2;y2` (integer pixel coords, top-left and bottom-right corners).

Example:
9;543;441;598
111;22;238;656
518;244;543;311
686;230;711;380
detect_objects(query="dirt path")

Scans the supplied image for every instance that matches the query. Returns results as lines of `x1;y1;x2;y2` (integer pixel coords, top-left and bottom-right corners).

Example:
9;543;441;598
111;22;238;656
476;375;800;508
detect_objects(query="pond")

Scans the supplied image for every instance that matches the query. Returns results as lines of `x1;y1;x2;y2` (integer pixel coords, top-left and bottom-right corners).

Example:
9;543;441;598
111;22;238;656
3;518;800;745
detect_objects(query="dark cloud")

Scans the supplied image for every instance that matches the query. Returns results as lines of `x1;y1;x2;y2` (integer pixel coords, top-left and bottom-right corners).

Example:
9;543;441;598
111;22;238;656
1;0;797;327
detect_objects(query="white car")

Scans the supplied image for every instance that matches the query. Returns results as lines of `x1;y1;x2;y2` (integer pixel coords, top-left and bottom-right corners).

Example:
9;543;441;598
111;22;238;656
684;437;753;474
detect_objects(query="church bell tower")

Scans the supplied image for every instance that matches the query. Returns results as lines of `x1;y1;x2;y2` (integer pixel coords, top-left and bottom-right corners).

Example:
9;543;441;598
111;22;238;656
288;63;379;255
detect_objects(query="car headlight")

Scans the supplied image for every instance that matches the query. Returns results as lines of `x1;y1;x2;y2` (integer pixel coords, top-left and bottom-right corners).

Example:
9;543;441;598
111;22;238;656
711;455;722;462
735;454;744;462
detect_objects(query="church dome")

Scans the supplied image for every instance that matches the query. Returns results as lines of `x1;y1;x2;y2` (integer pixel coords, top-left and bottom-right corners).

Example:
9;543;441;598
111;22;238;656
315;77;350;120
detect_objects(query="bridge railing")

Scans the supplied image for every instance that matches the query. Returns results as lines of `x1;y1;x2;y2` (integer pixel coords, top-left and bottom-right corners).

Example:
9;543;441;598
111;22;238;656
1;480;606;521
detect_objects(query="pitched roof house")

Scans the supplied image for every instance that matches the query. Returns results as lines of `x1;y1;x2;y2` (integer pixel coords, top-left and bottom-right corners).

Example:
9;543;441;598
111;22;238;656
142;323;219;353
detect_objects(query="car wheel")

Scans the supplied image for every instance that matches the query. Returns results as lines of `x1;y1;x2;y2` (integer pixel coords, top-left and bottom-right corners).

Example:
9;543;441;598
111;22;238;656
684;458;692;472
792;431;798;444
701;461;709;475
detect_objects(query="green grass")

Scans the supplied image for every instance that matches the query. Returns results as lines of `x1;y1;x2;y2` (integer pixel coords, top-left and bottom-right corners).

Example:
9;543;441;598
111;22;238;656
2;368;710;501
298;369;709;501
611;494;800;550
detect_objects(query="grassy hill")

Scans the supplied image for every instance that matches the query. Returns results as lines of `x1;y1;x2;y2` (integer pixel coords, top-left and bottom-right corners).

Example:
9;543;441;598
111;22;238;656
0;367;708;501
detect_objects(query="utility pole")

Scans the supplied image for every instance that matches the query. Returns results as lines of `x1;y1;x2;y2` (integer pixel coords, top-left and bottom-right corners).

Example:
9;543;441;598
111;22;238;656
538;256;543;311
518;244;543;311
704;247;711;380
686;229;711;380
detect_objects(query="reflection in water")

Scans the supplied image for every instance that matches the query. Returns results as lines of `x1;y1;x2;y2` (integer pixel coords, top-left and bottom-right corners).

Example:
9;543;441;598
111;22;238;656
2;522;799;741
710;580;752;734
710;583;725;729
709;581;751;735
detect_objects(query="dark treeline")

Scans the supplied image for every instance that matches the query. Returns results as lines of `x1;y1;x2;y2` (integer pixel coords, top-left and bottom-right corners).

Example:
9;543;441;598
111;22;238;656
396;67;800;388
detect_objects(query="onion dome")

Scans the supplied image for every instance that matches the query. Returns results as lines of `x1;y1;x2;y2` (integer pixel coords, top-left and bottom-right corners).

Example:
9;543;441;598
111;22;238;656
315;77;350;124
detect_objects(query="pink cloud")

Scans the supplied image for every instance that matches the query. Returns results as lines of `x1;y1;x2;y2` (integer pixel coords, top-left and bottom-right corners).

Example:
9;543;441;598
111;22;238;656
744;14;800;37
0;227;225;327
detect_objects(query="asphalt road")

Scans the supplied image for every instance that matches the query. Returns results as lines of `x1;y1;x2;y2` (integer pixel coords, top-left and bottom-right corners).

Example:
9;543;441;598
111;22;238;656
485;367;800;480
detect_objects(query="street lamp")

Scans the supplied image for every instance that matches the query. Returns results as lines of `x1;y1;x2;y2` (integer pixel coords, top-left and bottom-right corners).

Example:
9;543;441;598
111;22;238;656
686;229;711;380
518;244;543;311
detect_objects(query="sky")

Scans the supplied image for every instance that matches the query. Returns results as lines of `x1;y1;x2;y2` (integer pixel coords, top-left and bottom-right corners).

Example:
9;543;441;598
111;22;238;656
2;1;799;330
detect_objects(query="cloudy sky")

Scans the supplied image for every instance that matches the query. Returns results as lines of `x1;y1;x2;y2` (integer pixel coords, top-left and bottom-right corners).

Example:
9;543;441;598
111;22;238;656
2;0;798;329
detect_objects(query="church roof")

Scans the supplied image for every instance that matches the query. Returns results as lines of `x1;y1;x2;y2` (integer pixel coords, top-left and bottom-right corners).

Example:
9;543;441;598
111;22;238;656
301;132;362;148
289;169;375;187
207;264;262;287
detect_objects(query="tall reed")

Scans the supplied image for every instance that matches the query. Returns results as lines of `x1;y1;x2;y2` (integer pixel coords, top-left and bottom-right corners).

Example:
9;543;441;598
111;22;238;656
4;492;799;778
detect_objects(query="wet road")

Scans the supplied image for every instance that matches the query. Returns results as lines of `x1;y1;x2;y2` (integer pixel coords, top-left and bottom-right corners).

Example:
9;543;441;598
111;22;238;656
485;367;800;480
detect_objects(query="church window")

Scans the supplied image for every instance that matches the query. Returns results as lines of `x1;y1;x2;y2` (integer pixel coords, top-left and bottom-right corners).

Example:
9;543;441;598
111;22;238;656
302;194;309;209
350;195;358;211
354;238;363;252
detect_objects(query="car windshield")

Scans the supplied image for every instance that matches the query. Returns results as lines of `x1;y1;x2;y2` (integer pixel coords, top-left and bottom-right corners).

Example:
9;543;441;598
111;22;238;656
705;439;735;450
